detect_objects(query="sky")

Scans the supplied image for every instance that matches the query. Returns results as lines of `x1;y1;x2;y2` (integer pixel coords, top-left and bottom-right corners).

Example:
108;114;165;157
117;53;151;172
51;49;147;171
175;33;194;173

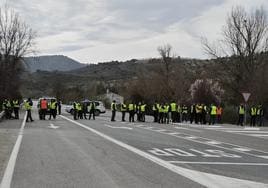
1;0;268;64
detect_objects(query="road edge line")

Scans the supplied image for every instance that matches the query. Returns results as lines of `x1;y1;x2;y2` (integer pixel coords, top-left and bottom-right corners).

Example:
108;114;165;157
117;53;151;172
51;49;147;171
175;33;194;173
0;112;27;188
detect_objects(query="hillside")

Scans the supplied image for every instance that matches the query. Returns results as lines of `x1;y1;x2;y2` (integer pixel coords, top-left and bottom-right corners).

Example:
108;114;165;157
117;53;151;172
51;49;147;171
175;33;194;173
23;55;86;72
20;57;203;98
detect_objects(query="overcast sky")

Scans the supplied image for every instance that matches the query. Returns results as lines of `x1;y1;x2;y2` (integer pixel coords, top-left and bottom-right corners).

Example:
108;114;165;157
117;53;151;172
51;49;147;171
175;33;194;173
2;0;268;63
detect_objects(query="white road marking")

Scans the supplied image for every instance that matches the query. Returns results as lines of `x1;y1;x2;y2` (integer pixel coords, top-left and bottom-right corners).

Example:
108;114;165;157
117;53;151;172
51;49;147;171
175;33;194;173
250;134;268;137
136;124;268;159
1;112;27;188
154;129;168;132
206;141;222;145
60;115;268;188
168;161;268;166
258;156;268;159
135;124;145;127
186;136;198;139
168;132;181;135
207;125;223;128
244;127;260;130
103;124;133;130
233;148;252;152
174;127;202;132
143;126;154;130
226;131;268;133
206;127;241;130
48;123;60;129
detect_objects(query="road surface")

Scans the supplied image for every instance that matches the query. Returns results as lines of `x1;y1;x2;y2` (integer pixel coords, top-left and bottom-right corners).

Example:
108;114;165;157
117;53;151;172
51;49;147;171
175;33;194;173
0;109;268;188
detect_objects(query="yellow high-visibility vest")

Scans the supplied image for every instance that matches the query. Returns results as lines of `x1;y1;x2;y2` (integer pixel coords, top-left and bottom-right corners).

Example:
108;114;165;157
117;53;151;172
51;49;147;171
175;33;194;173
211;106;217;115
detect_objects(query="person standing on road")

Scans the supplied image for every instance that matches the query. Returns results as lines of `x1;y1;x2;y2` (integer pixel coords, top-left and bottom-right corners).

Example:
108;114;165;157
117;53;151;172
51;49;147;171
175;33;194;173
152;101;159;123
164;103;170;124
195;103;202;124
121;101;127;122
24;98;33;122
140;102;146;122
73;102;78;120
250;105;257;126
88;101;96;120
190;104;196;124
181;105;188;122
177;103;181;123
2;99;8;119
209;104;217;125
111;100;117;121
216;105;223;124
57;99;62;115
170;101;177;123
12;99;20;119
3;99;12;119
77;102;83;119
128;102;135;122
82;102;88;119
49;99;57;120
237;104;245;126
257;104;265;126
40;98;48;120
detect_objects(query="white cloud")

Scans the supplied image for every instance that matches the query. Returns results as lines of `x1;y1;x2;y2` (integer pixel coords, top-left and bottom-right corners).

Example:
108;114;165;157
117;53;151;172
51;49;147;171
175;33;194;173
1;0;268;63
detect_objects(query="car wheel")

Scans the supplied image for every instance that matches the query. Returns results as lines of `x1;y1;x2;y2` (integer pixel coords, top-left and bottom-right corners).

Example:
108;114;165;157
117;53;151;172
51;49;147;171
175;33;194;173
70;109;74;115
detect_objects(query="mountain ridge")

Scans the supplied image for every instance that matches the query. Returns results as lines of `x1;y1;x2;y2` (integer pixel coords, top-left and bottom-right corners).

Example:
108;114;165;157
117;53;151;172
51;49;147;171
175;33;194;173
23;55;86;72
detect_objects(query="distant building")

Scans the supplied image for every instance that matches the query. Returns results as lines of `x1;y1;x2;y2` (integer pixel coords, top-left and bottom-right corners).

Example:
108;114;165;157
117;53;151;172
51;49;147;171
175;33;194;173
105;89;124;104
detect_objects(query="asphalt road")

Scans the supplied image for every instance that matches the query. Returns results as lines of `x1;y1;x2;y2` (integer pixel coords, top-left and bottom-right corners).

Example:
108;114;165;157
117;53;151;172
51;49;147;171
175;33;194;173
0;109;268;188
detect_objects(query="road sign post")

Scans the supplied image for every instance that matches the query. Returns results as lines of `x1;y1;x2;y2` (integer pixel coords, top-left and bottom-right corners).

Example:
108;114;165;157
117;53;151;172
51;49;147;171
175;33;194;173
242;93;251;126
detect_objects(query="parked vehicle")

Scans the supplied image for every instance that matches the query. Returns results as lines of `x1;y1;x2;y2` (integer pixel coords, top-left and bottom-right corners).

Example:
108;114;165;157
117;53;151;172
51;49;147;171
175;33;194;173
65;100;106;116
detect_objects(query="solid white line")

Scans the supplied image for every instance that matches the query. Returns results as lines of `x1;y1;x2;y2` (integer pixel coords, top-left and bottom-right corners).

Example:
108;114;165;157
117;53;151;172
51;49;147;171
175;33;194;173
244;127;260;130
0;112;27;188
250;134;268;137
206;127;241;130
226;131;268;133
103;124;132;130
60;115;268;188
168;161;268;166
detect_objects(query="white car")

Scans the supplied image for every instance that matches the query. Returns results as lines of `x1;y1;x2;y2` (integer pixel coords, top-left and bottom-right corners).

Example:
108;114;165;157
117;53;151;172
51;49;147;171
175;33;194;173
65;100;106;116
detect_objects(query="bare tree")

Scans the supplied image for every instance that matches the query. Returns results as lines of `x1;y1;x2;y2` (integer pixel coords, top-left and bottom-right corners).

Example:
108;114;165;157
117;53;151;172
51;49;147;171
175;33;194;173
202;6;268;102
0;6;35;100
157;44;174;100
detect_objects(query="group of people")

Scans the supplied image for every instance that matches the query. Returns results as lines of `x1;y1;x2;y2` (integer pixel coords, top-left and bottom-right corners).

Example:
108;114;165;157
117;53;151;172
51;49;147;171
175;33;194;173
238;104;265;126
1;99;21;119
111;101;223;125
1;98;34;122
72;101;96;120
111;101;266;126
38;98;61;120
